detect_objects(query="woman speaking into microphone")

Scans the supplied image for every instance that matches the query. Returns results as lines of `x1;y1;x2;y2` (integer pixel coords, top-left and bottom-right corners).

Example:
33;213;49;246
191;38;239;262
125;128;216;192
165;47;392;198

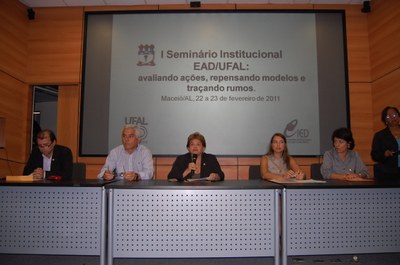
167;132;224;181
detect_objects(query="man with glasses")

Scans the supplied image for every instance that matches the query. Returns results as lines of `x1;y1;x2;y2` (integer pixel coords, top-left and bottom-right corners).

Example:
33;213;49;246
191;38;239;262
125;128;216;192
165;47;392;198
97;124;154;181
23;129;73;180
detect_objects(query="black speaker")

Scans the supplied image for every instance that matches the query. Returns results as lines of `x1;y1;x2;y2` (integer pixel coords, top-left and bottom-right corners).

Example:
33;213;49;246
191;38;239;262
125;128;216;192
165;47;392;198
190;1;201;8
361;1;371;13
27;8;35;20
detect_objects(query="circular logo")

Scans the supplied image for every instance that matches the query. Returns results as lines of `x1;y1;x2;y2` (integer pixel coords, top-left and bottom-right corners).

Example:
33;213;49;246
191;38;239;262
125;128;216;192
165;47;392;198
284;119;298;138
138;125;148;140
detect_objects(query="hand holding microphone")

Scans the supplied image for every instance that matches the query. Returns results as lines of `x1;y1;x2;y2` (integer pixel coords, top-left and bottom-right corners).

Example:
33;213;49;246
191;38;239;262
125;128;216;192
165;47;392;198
183;154;198;180
190;154;198;175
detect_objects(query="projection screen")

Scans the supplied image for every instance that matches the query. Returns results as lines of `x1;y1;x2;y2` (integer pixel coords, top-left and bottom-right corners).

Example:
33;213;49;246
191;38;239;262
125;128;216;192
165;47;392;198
81;10;349;156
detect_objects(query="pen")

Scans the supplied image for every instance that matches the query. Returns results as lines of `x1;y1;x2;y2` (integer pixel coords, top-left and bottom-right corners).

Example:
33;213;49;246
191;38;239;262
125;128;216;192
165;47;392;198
121;165;126;177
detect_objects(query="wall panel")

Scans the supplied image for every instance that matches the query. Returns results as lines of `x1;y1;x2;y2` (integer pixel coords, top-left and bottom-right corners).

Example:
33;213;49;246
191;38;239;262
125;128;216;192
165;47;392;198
371;70;400;131
369;0;400;81
57;85;80;160
0;0;32;177
0;0;28;82
348;82;374;164
0;72;31;177
369;0;400;136
342;5;371;82
26;7;84;84
86;164;102;179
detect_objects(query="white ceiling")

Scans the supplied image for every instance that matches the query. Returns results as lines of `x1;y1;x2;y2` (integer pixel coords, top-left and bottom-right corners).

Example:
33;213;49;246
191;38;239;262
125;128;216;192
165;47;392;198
20;0;365;8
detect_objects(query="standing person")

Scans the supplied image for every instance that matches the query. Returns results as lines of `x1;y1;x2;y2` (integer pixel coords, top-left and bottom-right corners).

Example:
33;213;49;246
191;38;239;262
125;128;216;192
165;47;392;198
97;124;154;181
371;106;400;178
260;133;305;180
321;127;369;180
23;129;73;180
168;132;224;181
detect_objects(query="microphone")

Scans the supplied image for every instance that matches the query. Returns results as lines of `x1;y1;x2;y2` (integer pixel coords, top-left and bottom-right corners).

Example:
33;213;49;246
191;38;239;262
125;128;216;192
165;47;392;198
190;154;198;175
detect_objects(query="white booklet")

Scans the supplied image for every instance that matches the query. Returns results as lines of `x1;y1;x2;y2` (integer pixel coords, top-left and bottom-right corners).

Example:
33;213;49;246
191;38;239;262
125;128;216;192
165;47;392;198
186;177;209;182
270;179;327;184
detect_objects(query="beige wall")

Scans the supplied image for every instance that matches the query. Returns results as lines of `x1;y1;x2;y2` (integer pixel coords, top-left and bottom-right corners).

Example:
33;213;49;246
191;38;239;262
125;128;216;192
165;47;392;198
0;0;398;179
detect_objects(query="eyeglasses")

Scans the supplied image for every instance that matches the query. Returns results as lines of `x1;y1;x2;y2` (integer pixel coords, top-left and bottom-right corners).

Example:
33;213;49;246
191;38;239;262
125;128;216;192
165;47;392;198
385;113;399;119
38;142;53;149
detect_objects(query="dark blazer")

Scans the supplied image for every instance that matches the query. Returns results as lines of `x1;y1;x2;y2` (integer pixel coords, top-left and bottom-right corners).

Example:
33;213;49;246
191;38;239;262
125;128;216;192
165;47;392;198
371;127;399;178
23;145;73;180
168;152;225;181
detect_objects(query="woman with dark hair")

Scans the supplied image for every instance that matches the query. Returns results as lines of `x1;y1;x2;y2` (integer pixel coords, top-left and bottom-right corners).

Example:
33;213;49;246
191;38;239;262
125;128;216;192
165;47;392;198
260;133;304;180
321;127;369;180
167;132;224;181
371;106;400;178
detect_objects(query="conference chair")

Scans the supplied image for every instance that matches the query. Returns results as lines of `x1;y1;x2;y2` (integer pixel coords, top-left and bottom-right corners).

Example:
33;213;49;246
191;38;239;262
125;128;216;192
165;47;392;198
72;162;86;182
310;163;323;180
248;165;262;180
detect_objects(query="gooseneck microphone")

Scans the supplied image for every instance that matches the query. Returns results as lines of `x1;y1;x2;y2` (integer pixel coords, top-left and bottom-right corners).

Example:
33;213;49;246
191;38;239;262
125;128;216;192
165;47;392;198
191;154;198;175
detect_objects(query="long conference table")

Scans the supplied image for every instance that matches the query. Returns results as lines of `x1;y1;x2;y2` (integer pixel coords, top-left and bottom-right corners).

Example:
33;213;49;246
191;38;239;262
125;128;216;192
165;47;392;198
1;178;400;265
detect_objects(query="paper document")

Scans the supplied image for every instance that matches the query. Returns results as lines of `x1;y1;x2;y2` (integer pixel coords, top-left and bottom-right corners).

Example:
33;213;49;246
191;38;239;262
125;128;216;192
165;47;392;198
6;175;34;182
186;178;209;182
270;179;326;184
167;178;209;182
346;178;374;182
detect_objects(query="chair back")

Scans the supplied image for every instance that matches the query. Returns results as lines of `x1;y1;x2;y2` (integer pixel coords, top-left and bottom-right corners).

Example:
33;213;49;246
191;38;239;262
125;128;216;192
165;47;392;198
248;165;261;180
72;162;86;182
310;163;323;180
